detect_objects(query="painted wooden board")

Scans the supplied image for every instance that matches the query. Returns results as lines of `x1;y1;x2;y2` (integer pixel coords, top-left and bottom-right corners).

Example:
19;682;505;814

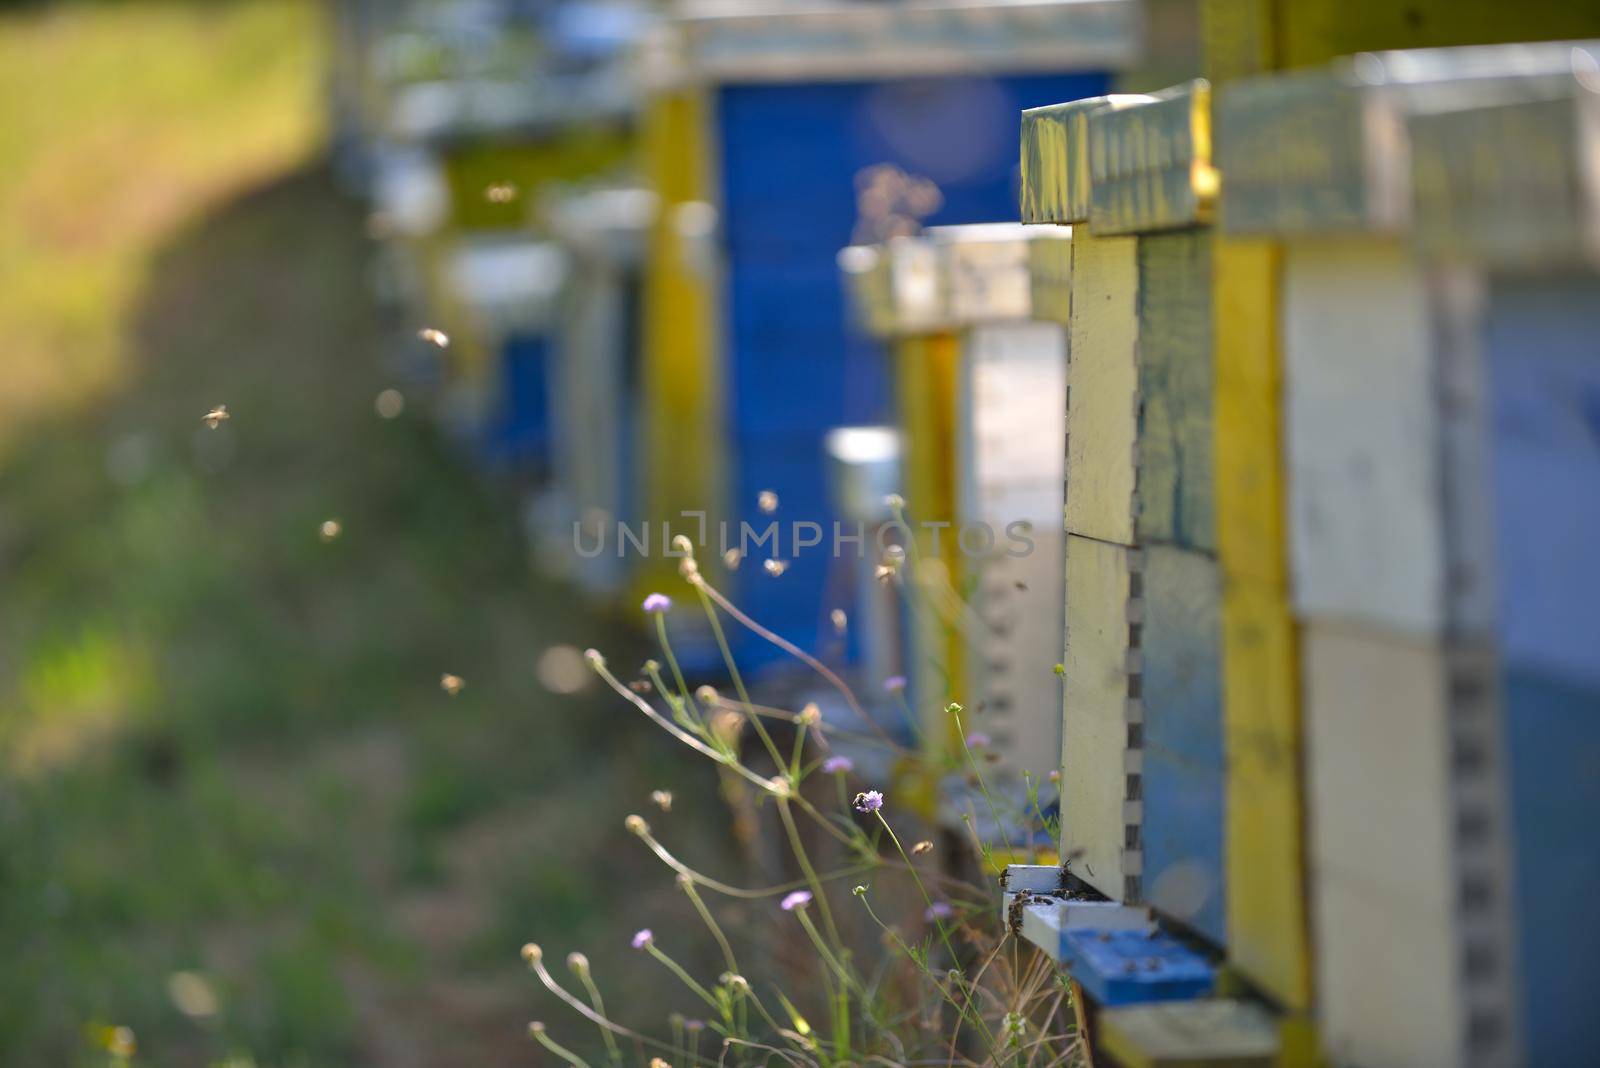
1136;230;1215;552
1063;534;1140;903
1483;275;1600;691
958;321;1069;787
1283;239;1444;634
1066;230;1140;545
1062;928;1215;1006
1099;1000;1278;1067
1501;668;1600;1066
639;88;724;613
896;333;964;760
1302;623;1463;1067
1220;577;1310;1011
1212;243;1284;592
1140;546;1225;946
1273;0;1600;70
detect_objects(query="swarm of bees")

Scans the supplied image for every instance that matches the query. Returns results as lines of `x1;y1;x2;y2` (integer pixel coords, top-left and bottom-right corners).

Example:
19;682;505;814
202;405;229;429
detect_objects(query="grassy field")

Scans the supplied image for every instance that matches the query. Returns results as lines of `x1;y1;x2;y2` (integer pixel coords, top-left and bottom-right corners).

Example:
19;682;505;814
0;3;733;1065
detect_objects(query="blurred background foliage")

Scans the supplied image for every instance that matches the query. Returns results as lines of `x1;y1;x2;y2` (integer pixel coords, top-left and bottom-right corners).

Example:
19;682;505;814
0;2;730;1064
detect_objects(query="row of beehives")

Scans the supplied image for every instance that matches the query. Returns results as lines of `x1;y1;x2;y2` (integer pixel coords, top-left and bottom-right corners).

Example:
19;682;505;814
835;44;1600;1068
331;2;1600;1064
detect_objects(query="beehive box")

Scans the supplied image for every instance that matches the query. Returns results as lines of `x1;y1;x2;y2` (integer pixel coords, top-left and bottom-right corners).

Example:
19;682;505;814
640;0;1136;674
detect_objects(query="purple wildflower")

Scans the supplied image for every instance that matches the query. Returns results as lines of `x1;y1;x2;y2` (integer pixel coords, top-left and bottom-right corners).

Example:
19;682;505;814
642;593;672;614
853;790;884;814
924;901;955;922
822;756;854;775
631;929;653;949
883;675;907;693
780;890;813;912
965;731;992;749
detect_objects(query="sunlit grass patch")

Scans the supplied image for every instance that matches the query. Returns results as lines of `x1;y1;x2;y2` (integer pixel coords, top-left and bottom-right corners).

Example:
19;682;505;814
0;0;324;445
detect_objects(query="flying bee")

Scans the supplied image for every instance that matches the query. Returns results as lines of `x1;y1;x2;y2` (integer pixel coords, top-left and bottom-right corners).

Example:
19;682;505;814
757;489;779;514
417;327;450;349
439;673;465;696
202;405;229;429
830;608;847;634
911;840;934;856
319;519;342;542
484;181;518;204
722;548;743;570
650;789;673;812
763;559;788;577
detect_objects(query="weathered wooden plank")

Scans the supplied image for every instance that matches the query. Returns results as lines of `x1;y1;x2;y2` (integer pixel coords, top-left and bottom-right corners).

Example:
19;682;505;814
1140;545;1224;945
1099;1000;1279;1067
1282;239;1444;634
1410;80;1600;271
1302;623;1464;1067
958;320;1068;788
1136;230;1214;551
1021;95;1153;225
1065;231;1140;545
1087;81;1214;236
1063;534;1140;903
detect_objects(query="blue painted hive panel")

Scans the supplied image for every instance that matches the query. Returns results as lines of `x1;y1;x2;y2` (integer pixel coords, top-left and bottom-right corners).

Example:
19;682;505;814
714;72;1110;666
1062;928;1215;1007
1501;669;1600;1066
1139;545;1225;946
488;331;552;471
1484;276;1600;690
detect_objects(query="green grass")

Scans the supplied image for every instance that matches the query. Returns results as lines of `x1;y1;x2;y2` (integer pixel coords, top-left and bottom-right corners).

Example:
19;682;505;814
0;4;734;1065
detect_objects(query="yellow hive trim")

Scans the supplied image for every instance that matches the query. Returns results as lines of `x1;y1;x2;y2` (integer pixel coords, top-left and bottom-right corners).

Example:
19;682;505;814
1221;578;1311;1011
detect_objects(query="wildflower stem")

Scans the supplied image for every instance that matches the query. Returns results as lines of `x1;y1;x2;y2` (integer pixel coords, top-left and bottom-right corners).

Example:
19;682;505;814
953;709;1016;860
590;655;780;795
573;969;622;1065
654;614;703;722
644;944;725;1020
854;892;997;1055
872;812;1001;1055
633;823;873;899
693;576;901;750
679;877;740;976
777;798;844;952
691;581;790;777
530;1026;592;1068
